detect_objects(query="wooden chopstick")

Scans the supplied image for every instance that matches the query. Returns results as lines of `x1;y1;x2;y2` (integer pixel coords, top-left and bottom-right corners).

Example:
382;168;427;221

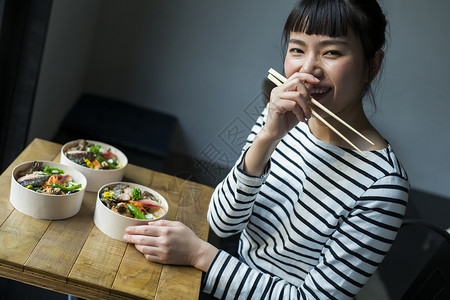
309;110;366;157
267;74;283;87
268;68;374;146
267;68;370;156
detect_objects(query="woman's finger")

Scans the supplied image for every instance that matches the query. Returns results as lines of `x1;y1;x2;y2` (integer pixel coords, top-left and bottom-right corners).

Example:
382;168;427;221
125;220;177;236
123;232;157;245
290;101;308;122
144;253;162;263
286;72;320;87
134;243;159;255
271;88;312;120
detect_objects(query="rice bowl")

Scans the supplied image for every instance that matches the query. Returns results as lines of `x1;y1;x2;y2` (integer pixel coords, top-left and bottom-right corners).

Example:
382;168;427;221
94;182;169;241
60;139;128;192
10;160;87;220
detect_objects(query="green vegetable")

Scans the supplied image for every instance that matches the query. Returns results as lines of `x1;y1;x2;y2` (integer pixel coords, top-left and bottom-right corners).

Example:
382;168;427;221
94;154;119;169
43;166;65;175
127;203;147;219
88;145;102;154
46;183;82;192
107;160;120;169
132;188;143;200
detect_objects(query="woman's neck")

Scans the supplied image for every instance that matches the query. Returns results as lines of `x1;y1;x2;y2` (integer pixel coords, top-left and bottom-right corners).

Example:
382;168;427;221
307;103;387;151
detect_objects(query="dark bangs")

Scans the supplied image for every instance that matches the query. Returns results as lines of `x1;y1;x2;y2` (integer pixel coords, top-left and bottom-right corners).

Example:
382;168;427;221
281;0;388;106
282;0;365;52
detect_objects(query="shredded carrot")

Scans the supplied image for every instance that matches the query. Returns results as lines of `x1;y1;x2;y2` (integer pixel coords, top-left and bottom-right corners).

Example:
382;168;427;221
46;175;60;185
42;175;60;193
92;159;101;169
130;200;146;214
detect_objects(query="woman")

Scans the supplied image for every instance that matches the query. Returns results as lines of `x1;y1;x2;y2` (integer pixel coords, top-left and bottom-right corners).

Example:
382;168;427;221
123;0;410;298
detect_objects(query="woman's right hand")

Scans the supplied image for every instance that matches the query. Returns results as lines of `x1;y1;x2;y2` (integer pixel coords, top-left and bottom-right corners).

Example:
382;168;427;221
261;72;320;142
241;72;319;177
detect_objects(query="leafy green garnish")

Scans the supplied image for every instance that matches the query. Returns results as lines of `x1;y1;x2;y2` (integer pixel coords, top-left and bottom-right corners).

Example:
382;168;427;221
88;145;102;154
43;166;65;175
132;188;143;200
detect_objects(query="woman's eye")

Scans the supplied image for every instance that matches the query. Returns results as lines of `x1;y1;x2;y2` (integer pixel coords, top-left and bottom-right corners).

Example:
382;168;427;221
325;50;341;56
289;48;304;54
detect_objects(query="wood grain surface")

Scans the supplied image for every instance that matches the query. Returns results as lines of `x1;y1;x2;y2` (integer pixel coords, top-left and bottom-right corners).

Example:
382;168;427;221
0;138;213;299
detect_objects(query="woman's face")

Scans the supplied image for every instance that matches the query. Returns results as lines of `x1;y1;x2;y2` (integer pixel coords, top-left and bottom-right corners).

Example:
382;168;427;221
284;30;369;117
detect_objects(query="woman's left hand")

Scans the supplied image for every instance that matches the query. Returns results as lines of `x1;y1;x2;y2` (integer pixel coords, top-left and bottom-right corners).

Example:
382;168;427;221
123;220;218;271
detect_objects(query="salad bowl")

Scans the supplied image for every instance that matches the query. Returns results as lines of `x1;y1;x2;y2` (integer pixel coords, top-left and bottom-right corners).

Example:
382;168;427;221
10;160;87;220
60;139;128;192
94;182;169;241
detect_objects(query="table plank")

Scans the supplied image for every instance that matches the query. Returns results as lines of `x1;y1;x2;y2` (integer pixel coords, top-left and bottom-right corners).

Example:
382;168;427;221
155;182;213;300
177;182;211;240
123;164;155;187
112;244;163;299
0;210;50;268
156;265;202;300
150;172;189;222
149;171;182;195
0;175;14;225
23;192;96;279
68;226;127;292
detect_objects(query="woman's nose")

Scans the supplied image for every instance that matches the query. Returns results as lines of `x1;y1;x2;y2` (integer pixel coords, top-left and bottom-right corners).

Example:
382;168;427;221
300;54;323;78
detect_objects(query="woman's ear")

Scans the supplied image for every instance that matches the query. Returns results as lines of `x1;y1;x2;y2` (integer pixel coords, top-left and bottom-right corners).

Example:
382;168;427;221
369;49;385;81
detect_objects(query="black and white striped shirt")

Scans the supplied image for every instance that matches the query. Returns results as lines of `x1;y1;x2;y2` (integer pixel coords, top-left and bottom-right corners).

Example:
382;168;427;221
204;106;409;299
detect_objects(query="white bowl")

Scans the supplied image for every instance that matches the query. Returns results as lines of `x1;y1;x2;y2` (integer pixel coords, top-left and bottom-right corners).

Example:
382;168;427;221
10;160;87;220
94;182;169;241
60;139;128;192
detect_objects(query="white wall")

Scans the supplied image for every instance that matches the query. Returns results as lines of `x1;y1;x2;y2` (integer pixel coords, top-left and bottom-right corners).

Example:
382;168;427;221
29;0;450;198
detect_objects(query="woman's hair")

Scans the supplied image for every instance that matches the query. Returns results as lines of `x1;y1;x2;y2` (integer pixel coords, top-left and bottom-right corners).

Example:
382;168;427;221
282;0;388;104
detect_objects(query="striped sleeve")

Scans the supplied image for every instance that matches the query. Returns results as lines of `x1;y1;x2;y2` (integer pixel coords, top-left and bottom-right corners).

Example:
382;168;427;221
207;106;269;238
207;151;271;238
302;173;409;299
203;250;300;300
203;173;409;299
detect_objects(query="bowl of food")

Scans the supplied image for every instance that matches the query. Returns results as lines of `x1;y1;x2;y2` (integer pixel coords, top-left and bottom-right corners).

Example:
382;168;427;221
10;160;87;220
60;139;128;192
94;182;169;241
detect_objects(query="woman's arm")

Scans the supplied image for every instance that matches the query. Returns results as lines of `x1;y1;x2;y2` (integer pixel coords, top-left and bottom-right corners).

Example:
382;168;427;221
206;105;271;238
203;174;409;299
208;72;318;236
243;72;317;177
123;174;408;299
242;131;279;177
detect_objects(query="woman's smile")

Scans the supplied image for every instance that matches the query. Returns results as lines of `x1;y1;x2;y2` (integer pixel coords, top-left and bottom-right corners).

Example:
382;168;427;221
310;86;331;101
284;31;368;116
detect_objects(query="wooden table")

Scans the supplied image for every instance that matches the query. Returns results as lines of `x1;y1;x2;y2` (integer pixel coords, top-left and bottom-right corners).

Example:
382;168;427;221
0;138;214;299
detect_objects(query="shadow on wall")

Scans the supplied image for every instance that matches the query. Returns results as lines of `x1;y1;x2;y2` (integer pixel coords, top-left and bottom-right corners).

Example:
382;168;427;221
52;94;178;172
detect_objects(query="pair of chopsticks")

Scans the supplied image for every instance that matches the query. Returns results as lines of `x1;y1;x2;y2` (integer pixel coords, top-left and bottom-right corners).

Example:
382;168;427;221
267;68;374;156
